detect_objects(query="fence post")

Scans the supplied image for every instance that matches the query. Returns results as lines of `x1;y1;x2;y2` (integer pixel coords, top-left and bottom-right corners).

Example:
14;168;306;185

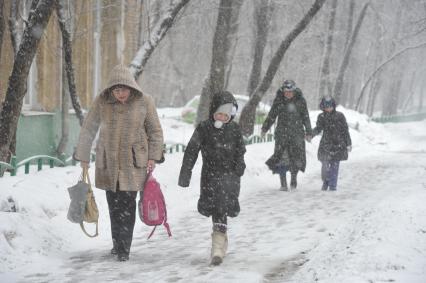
38;158;43;171
10;156;17;176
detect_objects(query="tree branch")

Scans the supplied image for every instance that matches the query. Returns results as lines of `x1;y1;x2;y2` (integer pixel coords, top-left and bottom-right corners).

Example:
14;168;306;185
129;0;190;78
355;42;426;110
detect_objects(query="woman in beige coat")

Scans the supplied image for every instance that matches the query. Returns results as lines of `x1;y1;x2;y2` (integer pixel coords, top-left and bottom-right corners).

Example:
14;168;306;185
74;64;164;261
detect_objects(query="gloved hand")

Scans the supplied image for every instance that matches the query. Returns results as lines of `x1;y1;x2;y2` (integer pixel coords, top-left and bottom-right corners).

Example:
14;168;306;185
347;145;352;152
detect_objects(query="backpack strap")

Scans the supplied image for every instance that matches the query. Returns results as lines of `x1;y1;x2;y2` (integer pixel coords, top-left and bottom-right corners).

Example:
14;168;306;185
162;192;172;237
147;226;157;240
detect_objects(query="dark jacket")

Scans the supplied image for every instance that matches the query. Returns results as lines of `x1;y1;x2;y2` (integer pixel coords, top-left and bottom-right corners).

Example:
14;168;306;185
178;92;246;218
262;88;312;173
313;110;351;161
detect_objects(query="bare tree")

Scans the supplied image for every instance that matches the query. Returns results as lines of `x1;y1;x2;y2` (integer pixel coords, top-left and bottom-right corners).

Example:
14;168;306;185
223;0;245;90
355;42;426;110
195;0;236;125
56;0;84;126
57;63;70;157
0;0;56;162
333;2;369;104
338;0;355;106
8;0;22;56
239;0;326;136
246;0;271;96
318;0;337;99
129;0;190;78
0;1;5;60
3;0;26;162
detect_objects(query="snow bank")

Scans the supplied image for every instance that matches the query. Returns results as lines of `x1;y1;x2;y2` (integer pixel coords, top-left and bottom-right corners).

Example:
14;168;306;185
1;108;425;282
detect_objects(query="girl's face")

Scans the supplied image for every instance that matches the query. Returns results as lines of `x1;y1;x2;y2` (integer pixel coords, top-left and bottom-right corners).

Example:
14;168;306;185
214;112;230;122
324;107;334;113
112;86;131;103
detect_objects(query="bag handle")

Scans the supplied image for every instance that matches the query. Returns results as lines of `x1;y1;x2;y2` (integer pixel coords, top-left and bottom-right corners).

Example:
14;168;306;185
80;222;99;238
82;167;92;190
80;167;98;238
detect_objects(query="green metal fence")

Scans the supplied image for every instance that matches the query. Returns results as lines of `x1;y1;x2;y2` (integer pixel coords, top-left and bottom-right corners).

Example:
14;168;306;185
371;112;426;123
0;135;274;177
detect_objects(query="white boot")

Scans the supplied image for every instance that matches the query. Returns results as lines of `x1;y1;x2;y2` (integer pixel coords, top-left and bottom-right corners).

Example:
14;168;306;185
211;231;228;265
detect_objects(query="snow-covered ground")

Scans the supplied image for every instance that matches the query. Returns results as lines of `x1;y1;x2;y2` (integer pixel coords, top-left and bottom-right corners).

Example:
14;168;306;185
1;108;426;283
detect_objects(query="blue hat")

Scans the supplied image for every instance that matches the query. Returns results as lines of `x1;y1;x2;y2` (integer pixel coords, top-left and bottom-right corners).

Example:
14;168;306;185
281;80;296;92
320;97;336;110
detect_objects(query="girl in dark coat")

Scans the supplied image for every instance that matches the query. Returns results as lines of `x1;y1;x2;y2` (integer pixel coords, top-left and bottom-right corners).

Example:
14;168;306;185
312;97;352;191
178;91;246;266
261;80;312;191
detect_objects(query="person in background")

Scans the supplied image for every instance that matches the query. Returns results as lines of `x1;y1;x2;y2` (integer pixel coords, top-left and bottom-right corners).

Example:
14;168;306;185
178;91;246;266
261;79;312;191
74;64;164;261
312;97;352;191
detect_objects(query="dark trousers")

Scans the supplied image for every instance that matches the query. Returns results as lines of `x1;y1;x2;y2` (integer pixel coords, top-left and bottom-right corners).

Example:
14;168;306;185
321;160;340;189
106;189;138;255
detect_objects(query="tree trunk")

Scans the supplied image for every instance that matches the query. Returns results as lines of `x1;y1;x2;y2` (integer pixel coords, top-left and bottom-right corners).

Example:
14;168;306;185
419;83;424;113
339;0;355;107
239;0;326;136
8;0;23;56
129;0;190;78
57;63;69;157
0;1;5;60
0;0;55;162
318;0;337;99
195;0;234;125
4;0;24;161
56;0;84;126
333;3;369;104
246;0;271;96
402;71;416;114
223;0;245;90
344;0;355;49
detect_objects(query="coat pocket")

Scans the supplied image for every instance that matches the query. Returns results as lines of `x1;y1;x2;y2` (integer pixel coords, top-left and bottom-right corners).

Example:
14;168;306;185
132;143;147;168
95;146;107;169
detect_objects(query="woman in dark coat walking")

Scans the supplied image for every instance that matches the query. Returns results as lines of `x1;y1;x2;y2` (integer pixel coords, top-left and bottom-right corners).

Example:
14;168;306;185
261;80;312;191
178;90;246;266
312;97;352;191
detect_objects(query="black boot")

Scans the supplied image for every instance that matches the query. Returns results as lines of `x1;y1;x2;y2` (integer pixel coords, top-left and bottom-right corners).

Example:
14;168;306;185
290;172;297;190
279;174;288;191
111;240;118;255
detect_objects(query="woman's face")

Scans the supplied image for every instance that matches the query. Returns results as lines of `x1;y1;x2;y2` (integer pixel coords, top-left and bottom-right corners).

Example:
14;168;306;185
324;107;334;113
112;85;131;103
283;90;294;99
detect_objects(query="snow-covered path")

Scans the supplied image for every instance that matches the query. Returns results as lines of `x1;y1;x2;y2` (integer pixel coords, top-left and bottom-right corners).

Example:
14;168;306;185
1;115;426;283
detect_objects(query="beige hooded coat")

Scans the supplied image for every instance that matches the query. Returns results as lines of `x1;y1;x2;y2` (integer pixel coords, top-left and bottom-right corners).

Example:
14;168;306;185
74;65;164;192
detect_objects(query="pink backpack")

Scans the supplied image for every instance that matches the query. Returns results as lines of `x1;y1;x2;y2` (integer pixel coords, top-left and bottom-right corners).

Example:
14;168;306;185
139;172;172;239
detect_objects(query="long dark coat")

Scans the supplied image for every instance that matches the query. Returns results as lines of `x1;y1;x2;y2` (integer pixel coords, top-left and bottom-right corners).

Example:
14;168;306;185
262;89;312;173
178;92;246;218
312;110;352;161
